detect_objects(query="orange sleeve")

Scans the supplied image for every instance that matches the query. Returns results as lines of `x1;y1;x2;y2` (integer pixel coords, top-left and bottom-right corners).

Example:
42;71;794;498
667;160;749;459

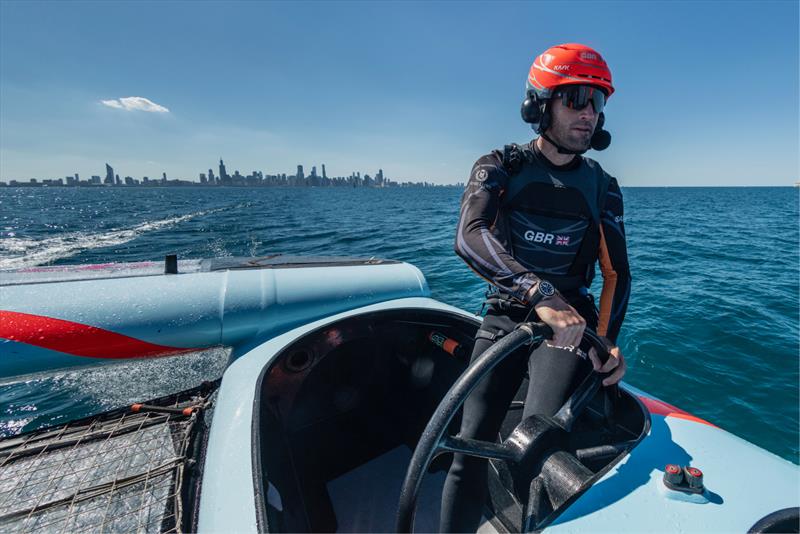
596;224;617;338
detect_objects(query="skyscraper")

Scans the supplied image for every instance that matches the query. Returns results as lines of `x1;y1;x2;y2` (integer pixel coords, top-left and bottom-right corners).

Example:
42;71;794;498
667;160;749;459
219;159;228;180
322;164;327;180
208;169;215;185
297;165;304;181
104;164;114;185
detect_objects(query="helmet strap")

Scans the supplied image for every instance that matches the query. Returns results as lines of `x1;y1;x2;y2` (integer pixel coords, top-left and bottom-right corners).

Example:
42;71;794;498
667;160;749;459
534;99;587;155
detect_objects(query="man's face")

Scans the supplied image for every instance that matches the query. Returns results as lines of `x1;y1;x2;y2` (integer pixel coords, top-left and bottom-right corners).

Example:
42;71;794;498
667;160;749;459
546;90;601;152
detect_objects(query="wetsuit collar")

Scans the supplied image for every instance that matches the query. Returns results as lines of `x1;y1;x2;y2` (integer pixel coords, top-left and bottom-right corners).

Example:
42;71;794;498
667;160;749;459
530;139;582;172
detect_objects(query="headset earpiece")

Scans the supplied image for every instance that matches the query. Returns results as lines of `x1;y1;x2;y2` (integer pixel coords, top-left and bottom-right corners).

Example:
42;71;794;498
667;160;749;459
520;91;542;124
521;91;552;134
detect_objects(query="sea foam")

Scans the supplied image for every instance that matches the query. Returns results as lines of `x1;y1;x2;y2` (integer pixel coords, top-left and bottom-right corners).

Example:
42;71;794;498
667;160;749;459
0;209;224;270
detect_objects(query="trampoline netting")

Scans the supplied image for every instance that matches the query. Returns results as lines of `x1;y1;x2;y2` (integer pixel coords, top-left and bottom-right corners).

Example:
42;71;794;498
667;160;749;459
0;381;217;533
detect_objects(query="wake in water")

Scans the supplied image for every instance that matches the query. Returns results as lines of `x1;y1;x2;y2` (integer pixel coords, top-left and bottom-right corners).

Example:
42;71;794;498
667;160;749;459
0;207;229;270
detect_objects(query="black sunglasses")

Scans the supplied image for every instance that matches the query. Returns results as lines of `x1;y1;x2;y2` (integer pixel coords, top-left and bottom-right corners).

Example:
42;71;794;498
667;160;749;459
554;85;606;113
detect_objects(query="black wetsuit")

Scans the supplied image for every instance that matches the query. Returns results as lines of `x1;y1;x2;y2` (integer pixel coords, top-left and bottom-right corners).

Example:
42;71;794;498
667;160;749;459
441;141;631;532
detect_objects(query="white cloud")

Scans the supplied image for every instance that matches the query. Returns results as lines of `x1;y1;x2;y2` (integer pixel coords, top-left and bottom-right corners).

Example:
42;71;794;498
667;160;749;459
101;99;124;109
100;96;169;113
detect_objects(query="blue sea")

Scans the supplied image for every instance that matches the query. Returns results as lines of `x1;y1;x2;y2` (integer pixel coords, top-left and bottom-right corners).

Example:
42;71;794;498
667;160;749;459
0;186;798;464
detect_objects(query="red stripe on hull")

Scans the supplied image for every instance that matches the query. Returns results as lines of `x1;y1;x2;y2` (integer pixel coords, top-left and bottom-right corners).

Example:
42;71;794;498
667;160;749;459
18;261;158;273
638;395;717;428
0;310;191;359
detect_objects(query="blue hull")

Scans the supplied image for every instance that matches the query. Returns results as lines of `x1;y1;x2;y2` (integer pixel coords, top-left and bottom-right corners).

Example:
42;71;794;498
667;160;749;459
1;257;796;532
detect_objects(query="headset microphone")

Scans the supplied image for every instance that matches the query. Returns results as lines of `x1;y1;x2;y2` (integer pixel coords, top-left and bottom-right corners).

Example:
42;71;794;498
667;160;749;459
590;112;611;151
590;129;611;151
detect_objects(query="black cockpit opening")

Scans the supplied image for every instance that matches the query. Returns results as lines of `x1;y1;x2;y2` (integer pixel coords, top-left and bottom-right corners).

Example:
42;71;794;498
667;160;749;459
252;309;648;532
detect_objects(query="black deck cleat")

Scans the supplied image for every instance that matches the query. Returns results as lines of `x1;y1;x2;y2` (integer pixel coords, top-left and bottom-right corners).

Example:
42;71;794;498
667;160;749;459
684;466;704;491
664;464;684;486
663;464;705;494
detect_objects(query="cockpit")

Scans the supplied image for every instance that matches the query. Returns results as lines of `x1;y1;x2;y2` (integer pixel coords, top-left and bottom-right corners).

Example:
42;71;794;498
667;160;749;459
253;308;649;532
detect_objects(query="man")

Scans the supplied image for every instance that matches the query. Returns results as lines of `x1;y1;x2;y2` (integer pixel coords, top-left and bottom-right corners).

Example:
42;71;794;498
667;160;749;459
441;43;631;532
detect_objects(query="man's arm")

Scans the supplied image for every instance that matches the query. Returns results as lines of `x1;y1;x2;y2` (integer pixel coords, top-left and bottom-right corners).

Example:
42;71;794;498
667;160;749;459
454;153;541;302
596;176;632;344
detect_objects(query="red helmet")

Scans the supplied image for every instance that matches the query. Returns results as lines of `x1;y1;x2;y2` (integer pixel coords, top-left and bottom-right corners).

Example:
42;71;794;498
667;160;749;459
526;43;614;98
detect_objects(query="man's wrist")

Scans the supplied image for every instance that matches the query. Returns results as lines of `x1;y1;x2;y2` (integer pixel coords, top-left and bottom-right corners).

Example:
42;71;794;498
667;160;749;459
525;279;556;307
523;281;540;303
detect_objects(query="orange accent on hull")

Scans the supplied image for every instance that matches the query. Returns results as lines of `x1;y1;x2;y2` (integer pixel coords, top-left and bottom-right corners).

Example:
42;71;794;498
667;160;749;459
638;395;717;427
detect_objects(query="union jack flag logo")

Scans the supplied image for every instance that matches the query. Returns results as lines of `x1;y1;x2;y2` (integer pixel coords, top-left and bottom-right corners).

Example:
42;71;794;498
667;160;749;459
556;235;570;246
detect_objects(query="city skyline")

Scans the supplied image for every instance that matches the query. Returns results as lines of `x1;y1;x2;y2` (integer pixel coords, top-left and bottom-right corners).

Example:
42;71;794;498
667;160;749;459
0;158;449;188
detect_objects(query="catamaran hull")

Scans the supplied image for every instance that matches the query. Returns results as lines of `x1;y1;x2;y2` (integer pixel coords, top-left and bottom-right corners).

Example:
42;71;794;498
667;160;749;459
1;257;796;532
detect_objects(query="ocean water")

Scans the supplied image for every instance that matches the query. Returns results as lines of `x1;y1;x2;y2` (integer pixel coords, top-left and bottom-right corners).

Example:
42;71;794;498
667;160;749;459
0;186;797;463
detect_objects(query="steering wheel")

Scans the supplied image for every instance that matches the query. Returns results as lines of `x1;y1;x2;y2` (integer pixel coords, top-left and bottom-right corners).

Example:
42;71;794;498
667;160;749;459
395;322;617;533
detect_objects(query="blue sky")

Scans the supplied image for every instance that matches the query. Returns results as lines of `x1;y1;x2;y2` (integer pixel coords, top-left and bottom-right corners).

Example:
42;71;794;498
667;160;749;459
1;1;797;186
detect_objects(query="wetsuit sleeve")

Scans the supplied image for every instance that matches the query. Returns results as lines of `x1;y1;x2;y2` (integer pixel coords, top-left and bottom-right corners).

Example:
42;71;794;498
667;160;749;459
454;153;540;302
596;176;631;344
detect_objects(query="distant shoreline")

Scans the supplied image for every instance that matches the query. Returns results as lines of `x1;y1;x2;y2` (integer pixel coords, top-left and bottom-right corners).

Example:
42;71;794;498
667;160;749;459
0;183;464;189
1;184;794;189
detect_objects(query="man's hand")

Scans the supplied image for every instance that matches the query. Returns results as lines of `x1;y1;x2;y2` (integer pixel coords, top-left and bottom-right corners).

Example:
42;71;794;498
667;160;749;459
588;338;626;386
533;295;587;348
